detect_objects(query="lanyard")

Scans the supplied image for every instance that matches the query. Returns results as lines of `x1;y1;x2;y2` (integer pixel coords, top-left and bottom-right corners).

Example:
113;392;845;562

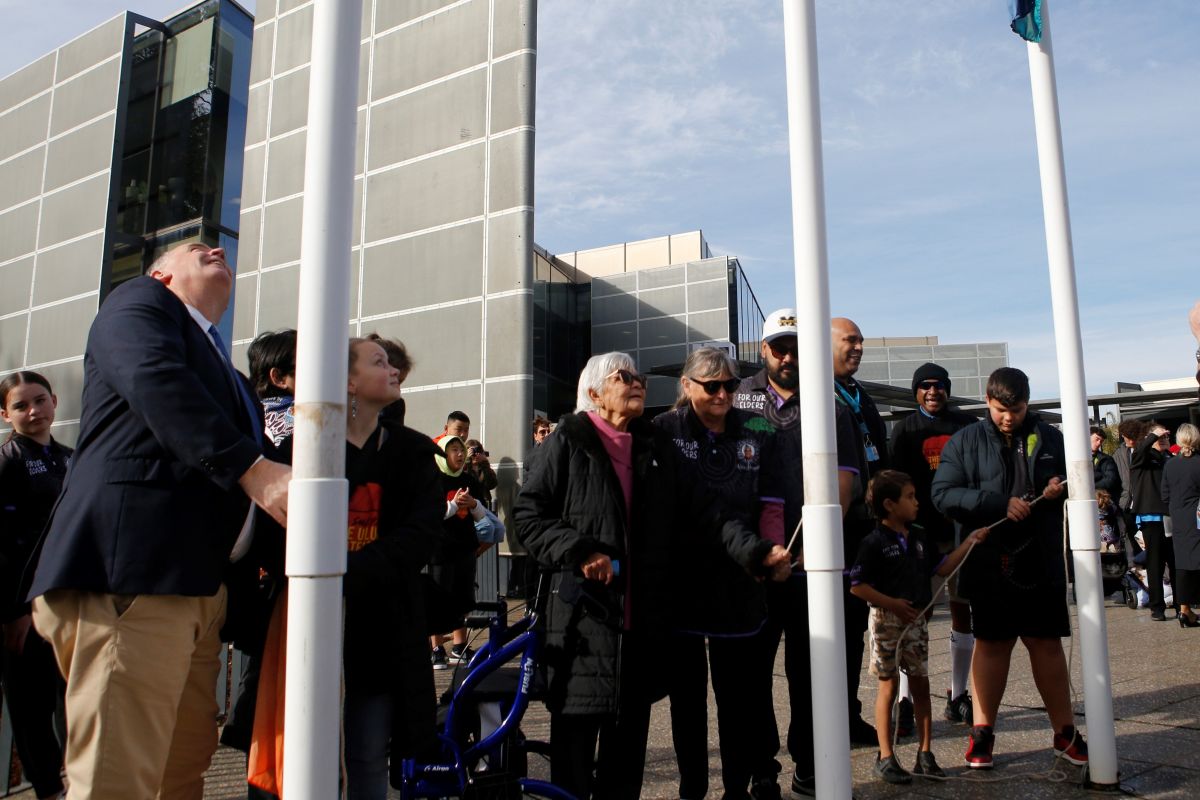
835;381;880;463
834;381;861;414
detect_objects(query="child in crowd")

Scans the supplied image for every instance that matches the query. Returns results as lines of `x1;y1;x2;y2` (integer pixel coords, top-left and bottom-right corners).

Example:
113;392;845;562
850;470;988;784
1096;489;1123;553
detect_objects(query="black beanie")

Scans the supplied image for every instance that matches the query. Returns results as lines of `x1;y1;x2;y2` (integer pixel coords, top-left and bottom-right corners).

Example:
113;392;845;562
911;362;951;396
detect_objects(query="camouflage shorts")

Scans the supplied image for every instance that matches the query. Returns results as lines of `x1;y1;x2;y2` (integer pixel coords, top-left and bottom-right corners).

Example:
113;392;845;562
868;607;929;679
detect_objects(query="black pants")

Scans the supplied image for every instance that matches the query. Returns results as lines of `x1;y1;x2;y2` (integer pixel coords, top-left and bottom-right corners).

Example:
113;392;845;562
843;576;869;719
1142;520;1178;614
667;626;779;797
761;577;811;780
549;701;652;800
1;630;65;798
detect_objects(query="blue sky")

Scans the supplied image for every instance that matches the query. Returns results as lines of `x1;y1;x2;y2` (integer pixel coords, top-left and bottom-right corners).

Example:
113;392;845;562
5;1;1196;397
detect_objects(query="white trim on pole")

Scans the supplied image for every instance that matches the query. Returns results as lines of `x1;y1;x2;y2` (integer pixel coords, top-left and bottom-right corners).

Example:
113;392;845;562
284;0;364;797
1023;1;1118;786
780;1;852;797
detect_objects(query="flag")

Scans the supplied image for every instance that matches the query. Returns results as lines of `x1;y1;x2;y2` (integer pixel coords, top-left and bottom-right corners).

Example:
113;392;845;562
1010;0;1042;43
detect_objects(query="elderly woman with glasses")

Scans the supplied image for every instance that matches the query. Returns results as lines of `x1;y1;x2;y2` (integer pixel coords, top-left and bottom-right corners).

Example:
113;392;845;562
652;347;789;799
514;352;790;799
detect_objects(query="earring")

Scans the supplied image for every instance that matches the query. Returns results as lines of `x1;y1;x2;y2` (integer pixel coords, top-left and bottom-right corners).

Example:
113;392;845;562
351;395;358;419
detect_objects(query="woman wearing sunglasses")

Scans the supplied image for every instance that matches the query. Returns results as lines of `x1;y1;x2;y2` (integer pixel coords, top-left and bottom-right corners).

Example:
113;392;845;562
514;352;791;799
653;347;788;800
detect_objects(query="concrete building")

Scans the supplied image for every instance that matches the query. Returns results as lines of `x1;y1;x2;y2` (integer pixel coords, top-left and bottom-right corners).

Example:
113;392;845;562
234;0;537;468
855;335;1009;400
0;0;252;445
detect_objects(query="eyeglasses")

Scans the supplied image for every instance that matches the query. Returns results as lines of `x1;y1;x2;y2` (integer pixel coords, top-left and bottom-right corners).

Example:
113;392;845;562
688;376;741;396
918;380;947;392
768;341;798;359
605;368;647;388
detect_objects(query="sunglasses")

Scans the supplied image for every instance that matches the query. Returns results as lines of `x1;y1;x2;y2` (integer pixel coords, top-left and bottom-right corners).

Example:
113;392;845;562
689;376;741;396
606;368;647;388
768;341;798;359
918;380;947;392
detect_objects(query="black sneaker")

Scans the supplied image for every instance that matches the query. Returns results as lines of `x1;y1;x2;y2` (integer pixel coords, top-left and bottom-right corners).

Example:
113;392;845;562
848;715;877;746
749;776;782;800
431;646;448;671
944;690;974;725
448;644;475;665
789;773;815;797
912;750;945;778
897;697;915;737
965;725;995;769
873;753;912;785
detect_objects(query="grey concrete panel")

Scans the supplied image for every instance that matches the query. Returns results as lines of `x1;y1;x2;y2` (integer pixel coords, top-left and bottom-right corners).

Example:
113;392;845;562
34;359;85;421
364;143;484;241
358;41;369;106
0;258;33;316
368;301;481;386
355;108;365;175
489;53;533;134
591;323;636;355
249;21;273;84
241;144;265;210
44;115;115;191
639;315;688;349
49;422;80;447
269;67;309;137
26;294;96;364
484;292;530;378
37;174;108;249
368;69;487;169
591;274;635;298
246;83;269;145
258;0;278;20
359;222;483;316
232;341;249;374
487;130;531;213
639;344;687;371
374;0;460;36
592;294;637;326
265;131;306;201
492;0;536;58
0;201;40;264
273;4;313;74
56;16;124;83
485;211;531;294
686;280;727;314
0;314;27;372
349;248;360;318
480;379;530;464
361;0;372;40
233;273;258;340
237;208;261;273
686;259;727;282
0;53;55;111
398;383;479;440
49;59;119;137
644;375;675;408
687;309;730;342
261;196;303;268
638;264;685;290
31;233;104;306
276;0;310;14
638;286;686;319
371;0;488;100
0;146;46;210
0;94;51;162
258;265;300;331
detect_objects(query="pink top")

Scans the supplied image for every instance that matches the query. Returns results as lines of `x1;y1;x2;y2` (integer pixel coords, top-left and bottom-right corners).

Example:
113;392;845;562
586;411;635;630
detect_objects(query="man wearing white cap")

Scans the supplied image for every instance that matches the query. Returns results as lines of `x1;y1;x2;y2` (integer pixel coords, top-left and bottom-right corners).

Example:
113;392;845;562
732;309;862;797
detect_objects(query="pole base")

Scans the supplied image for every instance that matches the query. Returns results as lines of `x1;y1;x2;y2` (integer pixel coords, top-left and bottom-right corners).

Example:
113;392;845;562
1080;764;1130;793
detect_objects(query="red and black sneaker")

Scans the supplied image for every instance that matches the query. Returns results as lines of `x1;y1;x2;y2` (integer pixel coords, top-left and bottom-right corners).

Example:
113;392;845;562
1053;726;1089;766
965;725;995;769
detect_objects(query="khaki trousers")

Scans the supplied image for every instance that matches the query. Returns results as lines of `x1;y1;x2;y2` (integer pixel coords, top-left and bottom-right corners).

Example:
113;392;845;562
32;586;227;800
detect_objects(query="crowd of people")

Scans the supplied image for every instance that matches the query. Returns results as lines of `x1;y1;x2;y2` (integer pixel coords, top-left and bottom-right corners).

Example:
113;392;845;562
0;240;1197;800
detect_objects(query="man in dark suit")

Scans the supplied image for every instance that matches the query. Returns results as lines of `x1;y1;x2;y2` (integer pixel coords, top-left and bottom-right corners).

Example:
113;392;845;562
28;243;290;800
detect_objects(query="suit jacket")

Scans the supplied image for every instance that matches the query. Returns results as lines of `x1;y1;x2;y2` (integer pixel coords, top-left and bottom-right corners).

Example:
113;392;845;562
28;277;263;599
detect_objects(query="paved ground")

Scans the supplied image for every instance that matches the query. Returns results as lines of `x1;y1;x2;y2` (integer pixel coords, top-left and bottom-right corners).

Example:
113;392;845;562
11;596;1195;798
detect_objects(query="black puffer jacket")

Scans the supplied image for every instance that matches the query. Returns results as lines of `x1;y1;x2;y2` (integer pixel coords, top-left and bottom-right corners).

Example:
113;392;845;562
931;413;1067;599
513;412;768;715
1130;433;1168;516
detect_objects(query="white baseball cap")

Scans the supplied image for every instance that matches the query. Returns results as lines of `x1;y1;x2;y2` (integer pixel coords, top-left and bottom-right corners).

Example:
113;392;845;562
762;308;798;343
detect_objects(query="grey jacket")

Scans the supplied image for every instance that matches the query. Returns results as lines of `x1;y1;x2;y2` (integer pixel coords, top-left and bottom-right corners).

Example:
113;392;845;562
1113;444;1133;511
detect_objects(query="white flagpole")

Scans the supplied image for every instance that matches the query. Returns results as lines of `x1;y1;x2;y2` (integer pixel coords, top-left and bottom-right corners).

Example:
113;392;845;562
284;0;363;797
780;1;852;797
1023;0;1118;787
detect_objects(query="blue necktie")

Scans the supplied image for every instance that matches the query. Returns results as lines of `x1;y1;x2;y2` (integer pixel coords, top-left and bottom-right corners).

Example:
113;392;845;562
209;324;263;443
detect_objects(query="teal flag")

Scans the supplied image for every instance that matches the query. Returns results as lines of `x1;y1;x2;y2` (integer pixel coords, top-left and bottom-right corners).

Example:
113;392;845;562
1010;0;1042;43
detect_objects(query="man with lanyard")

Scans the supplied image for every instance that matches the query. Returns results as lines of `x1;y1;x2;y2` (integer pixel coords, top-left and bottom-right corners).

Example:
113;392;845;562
890;363;977;728
831;316;888;747
731;309;862;796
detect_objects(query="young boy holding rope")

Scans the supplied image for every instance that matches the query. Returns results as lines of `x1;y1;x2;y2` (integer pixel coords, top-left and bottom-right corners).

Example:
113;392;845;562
931;367;1088;770
850;470;988;784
